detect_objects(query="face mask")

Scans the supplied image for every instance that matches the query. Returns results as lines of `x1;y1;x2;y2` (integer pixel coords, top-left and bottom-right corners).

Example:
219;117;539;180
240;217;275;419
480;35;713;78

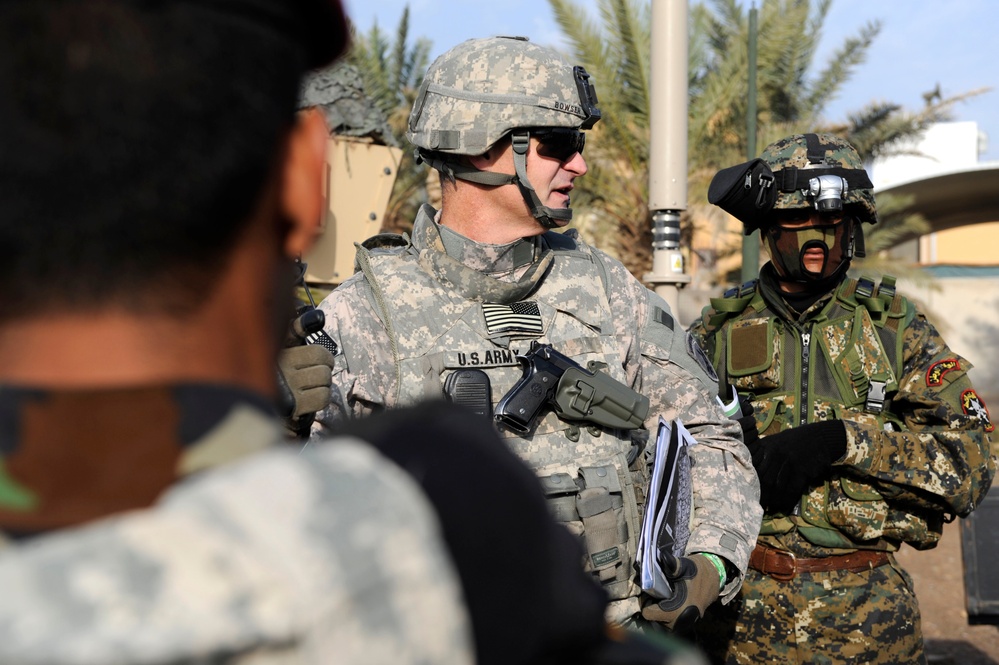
765;217;854;284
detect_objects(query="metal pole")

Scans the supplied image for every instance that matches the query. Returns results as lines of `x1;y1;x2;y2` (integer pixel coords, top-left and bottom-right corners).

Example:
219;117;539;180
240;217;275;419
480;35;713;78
646;0;691;314
740;4;760;283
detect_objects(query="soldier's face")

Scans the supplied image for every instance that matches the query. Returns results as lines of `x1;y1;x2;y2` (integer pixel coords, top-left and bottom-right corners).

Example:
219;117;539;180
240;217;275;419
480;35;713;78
768;208;849;275
486;134;587;228
532;133;588;213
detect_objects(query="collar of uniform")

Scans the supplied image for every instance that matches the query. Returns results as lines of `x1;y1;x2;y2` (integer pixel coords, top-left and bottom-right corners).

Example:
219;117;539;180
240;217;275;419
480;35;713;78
415;205;542;277
412;205;554;304
0;384;280;537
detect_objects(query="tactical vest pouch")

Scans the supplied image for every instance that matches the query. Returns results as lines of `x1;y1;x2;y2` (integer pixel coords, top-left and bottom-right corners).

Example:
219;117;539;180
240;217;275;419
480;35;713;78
540;461;639;601
816;309;898;411
791;475;889;547
726;318;780;391
750;396;782;436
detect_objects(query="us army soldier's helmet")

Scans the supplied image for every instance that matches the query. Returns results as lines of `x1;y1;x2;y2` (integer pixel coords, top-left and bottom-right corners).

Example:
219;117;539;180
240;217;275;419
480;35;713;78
760;133;878;226
406;36;600;229
407;36;599;156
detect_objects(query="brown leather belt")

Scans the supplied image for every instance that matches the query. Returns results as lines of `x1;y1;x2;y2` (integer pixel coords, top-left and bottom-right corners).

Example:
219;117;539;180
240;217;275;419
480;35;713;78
749;543;890;581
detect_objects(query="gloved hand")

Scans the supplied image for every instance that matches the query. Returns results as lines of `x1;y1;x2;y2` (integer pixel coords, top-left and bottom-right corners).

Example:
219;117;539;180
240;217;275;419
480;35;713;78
276;344;336;436
640;553;720;634
735;394;759;447
750;419;847;514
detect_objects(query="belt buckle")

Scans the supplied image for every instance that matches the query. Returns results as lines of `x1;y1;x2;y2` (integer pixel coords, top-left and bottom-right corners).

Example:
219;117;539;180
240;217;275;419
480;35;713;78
766;547;796;582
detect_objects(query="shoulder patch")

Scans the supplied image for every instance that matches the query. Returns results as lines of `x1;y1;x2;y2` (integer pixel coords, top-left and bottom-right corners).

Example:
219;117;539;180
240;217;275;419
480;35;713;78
686;332;718;383
926;358;961;387
961;389;994;433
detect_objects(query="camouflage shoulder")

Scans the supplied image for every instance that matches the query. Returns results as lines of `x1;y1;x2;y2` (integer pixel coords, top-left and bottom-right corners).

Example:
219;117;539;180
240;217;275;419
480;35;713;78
0;442;473;664
698;280;759;333
352;231;412;273
840;273;916;325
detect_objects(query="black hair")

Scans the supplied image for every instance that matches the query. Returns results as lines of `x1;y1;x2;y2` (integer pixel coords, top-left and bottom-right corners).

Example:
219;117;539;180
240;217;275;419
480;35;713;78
0;1;308;319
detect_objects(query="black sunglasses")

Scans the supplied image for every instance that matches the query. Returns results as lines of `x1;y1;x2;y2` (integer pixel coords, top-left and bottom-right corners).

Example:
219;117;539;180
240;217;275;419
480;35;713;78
532;128;585;162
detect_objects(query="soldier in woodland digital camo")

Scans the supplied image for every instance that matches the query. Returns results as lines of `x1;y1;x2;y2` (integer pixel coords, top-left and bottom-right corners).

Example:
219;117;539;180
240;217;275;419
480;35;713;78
689;133;996;664
315;35;761;643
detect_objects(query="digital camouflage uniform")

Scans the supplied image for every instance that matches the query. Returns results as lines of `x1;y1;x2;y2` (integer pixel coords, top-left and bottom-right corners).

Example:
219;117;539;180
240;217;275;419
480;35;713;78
0;386;474;665
317;206;762;621
689;133;996;664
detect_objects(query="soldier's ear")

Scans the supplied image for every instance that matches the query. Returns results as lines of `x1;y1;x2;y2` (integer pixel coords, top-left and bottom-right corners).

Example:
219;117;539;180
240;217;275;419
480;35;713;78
280;107;328;258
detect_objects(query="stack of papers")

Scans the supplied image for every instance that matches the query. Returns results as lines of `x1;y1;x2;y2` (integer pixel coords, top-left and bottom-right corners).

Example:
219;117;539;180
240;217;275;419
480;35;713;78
635;417;696;599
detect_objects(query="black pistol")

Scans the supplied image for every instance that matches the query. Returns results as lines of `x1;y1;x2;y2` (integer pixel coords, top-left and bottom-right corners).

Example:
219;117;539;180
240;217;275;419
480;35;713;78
494;342;649;435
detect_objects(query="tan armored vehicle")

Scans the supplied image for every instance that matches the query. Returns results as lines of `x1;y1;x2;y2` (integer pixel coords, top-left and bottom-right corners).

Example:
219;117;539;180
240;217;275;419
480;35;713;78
299;63;402;291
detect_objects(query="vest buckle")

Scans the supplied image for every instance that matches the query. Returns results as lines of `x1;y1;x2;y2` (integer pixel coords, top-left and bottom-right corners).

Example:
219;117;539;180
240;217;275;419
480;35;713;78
866;380;887;414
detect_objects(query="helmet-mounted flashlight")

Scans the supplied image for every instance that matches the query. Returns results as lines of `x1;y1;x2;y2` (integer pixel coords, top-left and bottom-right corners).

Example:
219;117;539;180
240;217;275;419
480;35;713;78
807;175;849;212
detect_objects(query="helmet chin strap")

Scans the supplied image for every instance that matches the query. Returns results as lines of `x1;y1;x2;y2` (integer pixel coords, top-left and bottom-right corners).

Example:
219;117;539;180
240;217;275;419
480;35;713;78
415;131;573;230
510;131;572;229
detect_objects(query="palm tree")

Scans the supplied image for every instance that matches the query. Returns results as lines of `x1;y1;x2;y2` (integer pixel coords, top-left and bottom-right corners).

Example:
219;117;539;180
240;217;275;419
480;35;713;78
549;0;971;286
346;6;432;234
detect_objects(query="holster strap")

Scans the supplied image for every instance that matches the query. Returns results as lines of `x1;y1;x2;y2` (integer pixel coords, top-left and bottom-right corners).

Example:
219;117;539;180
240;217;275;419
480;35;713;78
749;543;889;581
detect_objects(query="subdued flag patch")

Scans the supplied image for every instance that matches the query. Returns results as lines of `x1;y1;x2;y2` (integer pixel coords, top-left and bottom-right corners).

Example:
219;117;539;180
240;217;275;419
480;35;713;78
482;301;543;335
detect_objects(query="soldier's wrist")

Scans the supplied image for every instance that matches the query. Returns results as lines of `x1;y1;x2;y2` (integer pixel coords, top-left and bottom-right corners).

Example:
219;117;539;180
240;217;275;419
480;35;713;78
696;552;728;591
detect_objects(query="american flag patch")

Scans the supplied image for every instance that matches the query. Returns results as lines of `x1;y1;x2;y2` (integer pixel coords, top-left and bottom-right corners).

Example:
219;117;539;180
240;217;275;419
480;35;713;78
482;301;544;335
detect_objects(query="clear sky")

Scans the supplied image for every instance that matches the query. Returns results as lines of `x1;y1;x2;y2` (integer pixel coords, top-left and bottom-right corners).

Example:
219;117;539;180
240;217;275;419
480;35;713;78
342;0;998;162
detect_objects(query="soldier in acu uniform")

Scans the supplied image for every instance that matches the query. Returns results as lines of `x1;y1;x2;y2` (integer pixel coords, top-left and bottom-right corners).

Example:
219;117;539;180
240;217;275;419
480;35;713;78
689;133;996;663
316;35;762;632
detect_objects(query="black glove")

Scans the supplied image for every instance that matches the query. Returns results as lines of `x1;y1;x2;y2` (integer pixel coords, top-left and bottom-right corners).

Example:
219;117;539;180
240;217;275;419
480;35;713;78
735;394;759;447
750;420;847;514
640;553;721;634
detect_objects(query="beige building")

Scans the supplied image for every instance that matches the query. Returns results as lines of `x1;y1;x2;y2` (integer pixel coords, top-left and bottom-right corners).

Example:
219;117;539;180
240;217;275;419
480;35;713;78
872;121;999;405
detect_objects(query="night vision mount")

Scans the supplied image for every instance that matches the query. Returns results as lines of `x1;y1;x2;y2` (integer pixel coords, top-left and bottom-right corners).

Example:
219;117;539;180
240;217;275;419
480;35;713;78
708;159;874;234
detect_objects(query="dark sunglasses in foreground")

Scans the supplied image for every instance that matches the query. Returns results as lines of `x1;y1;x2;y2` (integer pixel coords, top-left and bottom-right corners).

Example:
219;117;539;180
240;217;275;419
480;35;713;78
533;128;585;162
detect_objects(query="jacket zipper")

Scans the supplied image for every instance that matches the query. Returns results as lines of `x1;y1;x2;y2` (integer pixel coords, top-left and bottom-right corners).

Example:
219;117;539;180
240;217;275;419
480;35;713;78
793;326;812;517
799;328;811;427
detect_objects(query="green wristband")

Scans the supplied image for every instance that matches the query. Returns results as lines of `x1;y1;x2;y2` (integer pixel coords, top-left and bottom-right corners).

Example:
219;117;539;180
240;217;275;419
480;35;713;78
698;552;728;591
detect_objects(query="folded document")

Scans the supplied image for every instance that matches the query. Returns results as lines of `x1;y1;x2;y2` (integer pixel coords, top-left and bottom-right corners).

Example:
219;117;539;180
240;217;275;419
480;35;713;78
635;417;695;599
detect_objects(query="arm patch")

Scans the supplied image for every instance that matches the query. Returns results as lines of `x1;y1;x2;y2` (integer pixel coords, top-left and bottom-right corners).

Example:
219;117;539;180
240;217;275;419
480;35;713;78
686;333;719;383
961;389;995;433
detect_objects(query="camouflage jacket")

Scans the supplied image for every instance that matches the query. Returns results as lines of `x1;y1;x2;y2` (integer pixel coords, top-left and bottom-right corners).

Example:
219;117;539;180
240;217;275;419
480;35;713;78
317;205;761;610
689;265;996;557
0;386;473;664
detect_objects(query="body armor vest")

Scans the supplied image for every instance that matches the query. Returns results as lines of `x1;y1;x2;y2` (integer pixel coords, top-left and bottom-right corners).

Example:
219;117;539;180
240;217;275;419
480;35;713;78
355;225;643;601
706;275;939;553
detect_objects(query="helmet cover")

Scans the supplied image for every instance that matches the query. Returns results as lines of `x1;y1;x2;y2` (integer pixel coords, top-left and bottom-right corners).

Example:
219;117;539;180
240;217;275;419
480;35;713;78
407;36;599;156
759;133;877;226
